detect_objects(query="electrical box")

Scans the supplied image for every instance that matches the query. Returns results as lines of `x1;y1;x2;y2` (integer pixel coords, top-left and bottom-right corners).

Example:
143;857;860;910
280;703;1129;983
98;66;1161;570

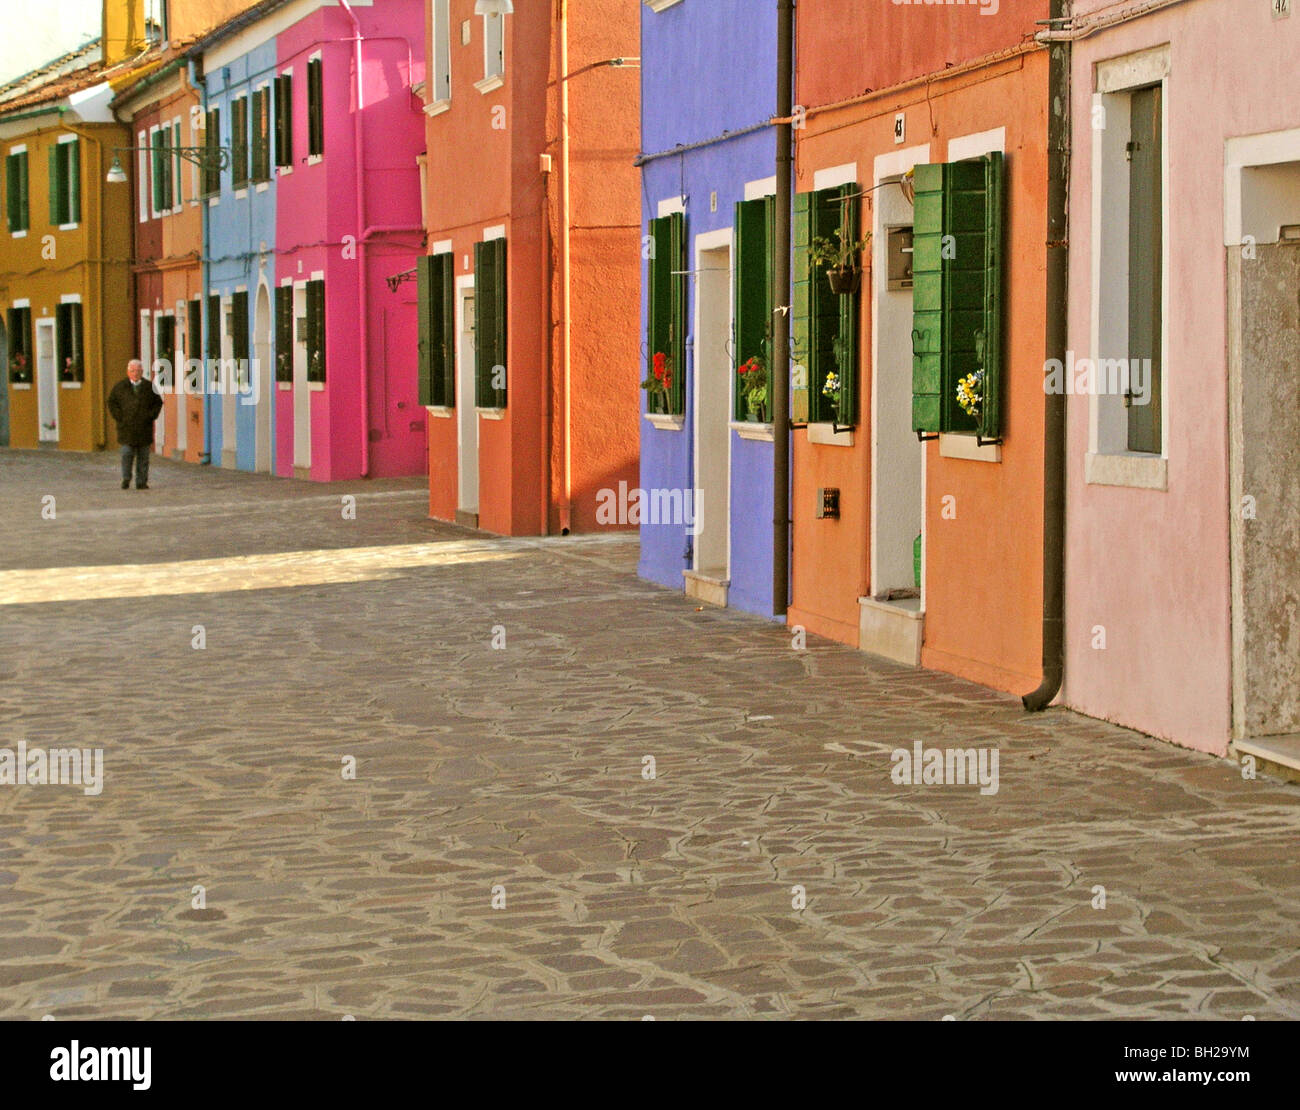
816;487;840;520
887;227;914;290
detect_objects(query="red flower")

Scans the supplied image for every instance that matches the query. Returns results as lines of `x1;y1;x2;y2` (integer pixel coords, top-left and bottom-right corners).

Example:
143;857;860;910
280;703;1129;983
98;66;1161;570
653;352;667;381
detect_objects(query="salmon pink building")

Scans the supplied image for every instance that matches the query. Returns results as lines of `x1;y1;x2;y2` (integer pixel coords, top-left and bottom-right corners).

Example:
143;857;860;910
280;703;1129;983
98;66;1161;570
790;1;1055;699
418;0;640;535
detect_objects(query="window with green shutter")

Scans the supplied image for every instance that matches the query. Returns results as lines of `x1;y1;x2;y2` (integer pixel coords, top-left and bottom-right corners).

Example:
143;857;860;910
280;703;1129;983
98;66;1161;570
274;74;294;168
231;290;250;388
6;150;29;233
252;87;271;182
231;97;249;189
48;138;80;226
646;212;686;417
307;58;324;158
909;151;1004;442
274;285;293;383
306;279;326;383
202;108;221;196
793;184;860;428
206;294;221;391
733;195;774;422
155;313;176;388
7;306;32;382
187;298;202;380
417;252;455;407
55;302;84;382
151;127;171;214
474;238;507;408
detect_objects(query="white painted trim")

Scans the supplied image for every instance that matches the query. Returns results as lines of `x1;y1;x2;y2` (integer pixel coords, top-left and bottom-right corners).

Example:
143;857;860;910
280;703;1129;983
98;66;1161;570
431;238;453;254
939;433;1001;463
646;0;685;11
10;230;25;239
12;297;29;308
657;195;686;218
60;382;82;390
278;382;291;391
59;293;81;303
1224;127;1300;247
477;407;506;419
1084;451;1168;490
56;133;77;145
644;413;684;431
428;405;454;419
948;127;1006;162
692;226;734;580
1095;43;1170;94
807;423;852;447
8;143;25;154
732;422;774;441
58;223;78;231
474;75;504;95
813;162;858;191
425;100;451;118
482;225;506;242
744;176;776;201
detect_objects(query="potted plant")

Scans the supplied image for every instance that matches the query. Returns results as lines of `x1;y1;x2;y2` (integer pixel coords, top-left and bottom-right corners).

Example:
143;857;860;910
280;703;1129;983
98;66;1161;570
736;354;769;422
9;351;30;383
810;227;871;295
955;368;984;421
61;355;82;382
641;350;674;413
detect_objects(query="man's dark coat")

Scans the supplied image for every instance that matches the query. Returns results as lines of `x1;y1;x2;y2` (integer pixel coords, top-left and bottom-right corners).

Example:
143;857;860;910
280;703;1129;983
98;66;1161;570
107;377;163;447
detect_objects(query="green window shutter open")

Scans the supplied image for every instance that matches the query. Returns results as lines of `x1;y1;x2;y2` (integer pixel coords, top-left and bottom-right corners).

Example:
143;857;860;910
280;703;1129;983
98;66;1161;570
416;255;434;406
306;279;325;383
151;130;166;212
275;74;293;167
18;151;28;230
474;239;507;408
5;153;17;232
910;152;1004;440
437;252;454;406
203;108;221;195
231;98;248;188
188;299;202;364
646;212;685;416
307;58;323;157
791;191;811;424
252;87;270;181
733;197;772;422
66;139;80;223
274;286;293;382
48;143;61;225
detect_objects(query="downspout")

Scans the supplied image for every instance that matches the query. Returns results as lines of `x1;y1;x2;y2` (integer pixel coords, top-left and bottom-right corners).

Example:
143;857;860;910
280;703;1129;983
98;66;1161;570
540;155;553;535
1023;0;1070;711
771;0;794;616
339;0;371;477
196;59;213;464
558;0;573;534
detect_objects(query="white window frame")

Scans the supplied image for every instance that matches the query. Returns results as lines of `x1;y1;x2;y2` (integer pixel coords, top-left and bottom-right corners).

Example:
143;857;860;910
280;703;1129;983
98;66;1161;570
475;10;505;94
306;52;323;166
56;132;79;230
429;0;452;114
8;142;28;237
1086;45;1171;491
58;293;83;390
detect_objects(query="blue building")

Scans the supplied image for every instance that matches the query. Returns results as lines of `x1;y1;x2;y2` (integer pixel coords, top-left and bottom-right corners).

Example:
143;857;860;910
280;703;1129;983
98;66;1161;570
638;0;779;618
198;35;279;474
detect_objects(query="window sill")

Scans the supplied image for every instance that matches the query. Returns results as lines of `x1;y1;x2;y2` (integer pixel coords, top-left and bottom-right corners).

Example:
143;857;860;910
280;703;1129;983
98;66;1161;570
731;420;773;441
807;422;853;447
10;382;32;390
474;75;505;95
276;164;292;176
427;405;455;419
60;381;83;390
208;197;219;208
11;229;26;238
939;432;1001;463
645;0;685;11
307;154;322;166
234;188;248;199
1085;450;1167;491
58;223;78;231
425;99;451;118
644;412;684;432
255;182;270;193
308;381;325;392
477;407;506;420
277;382;291;391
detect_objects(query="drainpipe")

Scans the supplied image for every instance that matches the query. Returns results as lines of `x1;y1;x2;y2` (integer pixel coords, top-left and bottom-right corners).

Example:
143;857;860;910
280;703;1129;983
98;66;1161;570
540;154;553;535
339;0;372;478
558;0;573;534
1023;0;1070;711
771;0;794;616
196;59;213;464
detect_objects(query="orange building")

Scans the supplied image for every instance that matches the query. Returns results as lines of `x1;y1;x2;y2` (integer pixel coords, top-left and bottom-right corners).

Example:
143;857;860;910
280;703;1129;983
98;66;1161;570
418;0;640;535
790;1;1053;697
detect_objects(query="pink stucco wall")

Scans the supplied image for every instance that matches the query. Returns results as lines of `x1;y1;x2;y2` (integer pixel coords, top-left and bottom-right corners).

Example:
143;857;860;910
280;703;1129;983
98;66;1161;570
275;1;426;481
1063;0;1300;755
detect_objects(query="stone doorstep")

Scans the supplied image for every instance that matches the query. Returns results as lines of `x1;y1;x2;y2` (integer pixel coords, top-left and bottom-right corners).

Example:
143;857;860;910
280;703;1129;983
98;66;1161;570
1232;734;1300;784
683;569;728;608
454;509;479;530
858;595;924;667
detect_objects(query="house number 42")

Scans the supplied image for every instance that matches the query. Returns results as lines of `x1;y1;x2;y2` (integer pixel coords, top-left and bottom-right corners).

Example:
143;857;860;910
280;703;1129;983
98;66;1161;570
1274;0;1291;20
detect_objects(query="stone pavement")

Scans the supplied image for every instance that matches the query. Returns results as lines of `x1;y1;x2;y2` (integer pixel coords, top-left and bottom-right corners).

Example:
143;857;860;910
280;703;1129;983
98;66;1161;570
1;448;1298;1020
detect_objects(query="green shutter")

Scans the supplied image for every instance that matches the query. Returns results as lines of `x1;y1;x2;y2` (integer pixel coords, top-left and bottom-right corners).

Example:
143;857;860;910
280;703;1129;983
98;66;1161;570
151;129;165;211
667;212;685;415
306;280;325;383
5;154;17;232
832;183;860;427
307;58;323;157
646;212;685;416
275;74;293;167
646;215;669;416
808;186;843;423
734;198;768;421
48;143;60;225
910;162;944;435
416;254;434;406
474;239;507;408
274;286;292;382
791;191;811;423
437;252;455;406
11;151;28;231
188;299;202;363
1127;86;1161;453
66;139;80;223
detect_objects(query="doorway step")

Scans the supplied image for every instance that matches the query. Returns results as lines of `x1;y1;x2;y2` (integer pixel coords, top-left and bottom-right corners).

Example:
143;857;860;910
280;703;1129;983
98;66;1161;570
1233;734;1300;784
858;594;923;666
683;569;728;608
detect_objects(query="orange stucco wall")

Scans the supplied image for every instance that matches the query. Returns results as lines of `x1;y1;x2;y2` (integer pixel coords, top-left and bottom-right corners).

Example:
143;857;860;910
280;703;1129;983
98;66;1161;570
423;0;639;535
791;41;1049;695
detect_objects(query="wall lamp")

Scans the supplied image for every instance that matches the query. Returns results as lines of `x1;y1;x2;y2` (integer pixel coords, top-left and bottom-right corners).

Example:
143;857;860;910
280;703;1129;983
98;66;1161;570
105;145;230;184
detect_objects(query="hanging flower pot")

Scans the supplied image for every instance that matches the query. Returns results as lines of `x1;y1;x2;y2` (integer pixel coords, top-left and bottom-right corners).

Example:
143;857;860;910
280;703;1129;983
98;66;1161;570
826;266;861;296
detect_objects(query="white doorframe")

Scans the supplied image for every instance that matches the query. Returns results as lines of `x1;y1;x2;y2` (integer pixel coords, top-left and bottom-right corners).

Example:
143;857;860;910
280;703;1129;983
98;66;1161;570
456;275;478;514
254;280;272;473
220;294;236;468
175;301;188;453
691;228;733;580
35;317;58;443
292;281;310;472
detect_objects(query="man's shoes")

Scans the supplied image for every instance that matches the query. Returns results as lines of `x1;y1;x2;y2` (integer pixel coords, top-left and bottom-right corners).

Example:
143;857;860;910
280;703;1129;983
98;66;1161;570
121;480;130;489
136;484;149;490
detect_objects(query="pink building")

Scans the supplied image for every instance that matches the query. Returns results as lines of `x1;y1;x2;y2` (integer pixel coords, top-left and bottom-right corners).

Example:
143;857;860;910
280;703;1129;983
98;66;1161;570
1059;0;1300;769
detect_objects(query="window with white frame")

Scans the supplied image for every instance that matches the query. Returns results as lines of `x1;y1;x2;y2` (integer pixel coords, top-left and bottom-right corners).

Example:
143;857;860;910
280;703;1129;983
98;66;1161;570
431;0;451;104
482;9;505;82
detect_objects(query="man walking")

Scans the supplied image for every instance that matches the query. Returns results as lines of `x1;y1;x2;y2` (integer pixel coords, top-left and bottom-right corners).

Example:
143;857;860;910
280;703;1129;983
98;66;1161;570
107;359;163;489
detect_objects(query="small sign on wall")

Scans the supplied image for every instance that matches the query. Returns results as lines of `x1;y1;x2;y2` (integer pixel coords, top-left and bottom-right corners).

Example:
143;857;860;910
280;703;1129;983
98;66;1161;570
894;113;906;145
1274;0;1291;19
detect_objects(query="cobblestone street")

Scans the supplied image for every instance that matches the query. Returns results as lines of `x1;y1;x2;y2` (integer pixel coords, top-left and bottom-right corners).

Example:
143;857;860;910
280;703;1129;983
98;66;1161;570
1;449;1298;1020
